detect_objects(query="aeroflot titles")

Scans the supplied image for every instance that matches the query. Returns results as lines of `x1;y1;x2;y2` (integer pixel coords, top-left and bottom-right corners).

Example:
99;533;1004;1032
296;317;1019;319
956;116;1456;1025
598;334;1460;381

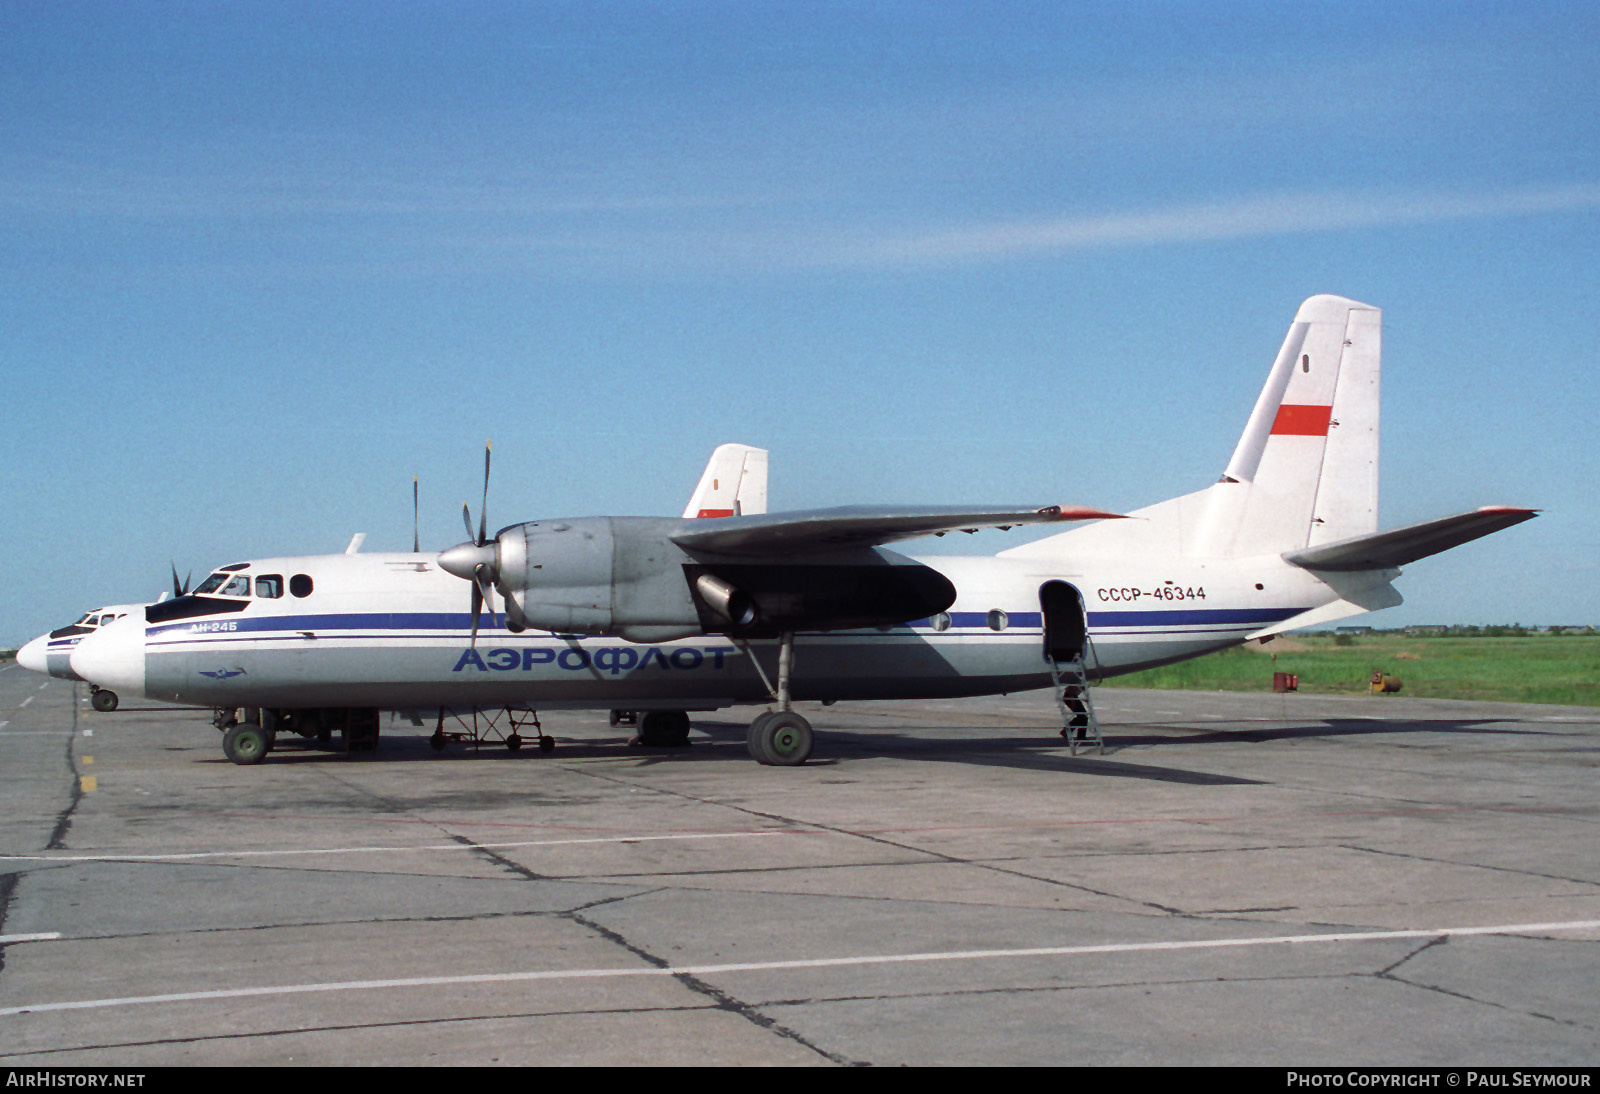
453;645;737;674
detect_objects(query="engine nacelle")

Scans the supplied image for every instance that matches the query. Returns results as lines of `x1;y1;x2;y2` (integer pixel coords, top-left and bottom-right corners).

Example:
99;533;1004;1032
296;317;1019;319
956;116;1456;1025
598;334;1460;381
487;516;958;641
494;517;701;638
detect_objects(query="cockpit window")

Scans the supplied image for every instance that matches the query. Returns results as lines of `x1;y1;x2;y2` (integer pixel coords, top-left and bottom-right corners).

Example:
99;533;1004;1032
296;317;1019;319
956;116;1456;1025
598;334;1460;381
75;612;95;626
195;573;229;595
256;575;283;599
219;575;251;597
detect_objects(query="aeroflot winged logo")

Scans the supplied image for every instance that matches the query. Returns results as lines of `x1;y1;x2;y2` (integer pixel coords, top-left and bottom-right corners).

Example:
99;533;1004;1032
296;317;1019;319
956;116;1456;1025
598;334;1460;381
198;667;246;680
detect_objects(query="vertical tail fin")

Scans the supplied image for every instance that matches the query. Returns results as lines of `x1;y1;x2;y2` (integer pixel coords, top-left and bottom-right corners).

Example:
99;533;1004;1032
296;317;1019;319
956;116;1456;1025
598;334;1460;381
1192;295;1380;555
683;443;769;518
1002;295;1380;563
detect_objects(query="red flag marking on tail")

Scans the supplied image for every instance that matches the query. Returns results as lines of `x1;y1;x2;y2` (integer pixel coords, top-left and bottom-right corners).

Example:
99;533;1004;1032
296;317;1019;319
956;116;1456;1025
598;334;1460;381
1271;404;1333;437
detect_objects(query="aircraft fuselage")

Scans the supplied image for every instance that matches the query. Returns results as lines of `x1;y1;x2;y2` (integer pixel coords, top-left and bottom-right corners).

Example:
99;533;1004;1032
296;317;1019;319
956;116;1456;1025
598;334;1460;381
70;548;1359;712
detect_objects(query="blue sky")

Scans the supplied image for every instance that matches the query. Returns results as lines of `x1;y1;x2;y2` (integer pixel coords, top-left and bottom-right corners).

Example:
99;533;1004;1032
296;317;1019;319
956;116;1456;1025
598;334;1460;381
2;1;1596;644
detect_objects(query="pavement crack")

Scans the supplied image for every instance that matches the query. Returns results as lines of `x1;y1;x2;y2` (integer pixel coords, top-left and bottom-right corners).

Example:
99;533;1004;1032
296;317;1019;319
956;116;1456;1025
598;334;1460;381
570;766;1185;915
1342;842;1600;891
1375;934;1447;976
566;909;861;1065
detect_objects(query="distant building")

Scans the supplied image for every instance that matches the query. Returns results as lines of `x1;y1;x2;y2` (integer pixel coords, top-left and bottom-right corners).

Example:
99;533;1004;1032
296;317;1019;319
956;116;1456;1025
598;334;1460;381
1335;626;1372;635
1405;625;1449;636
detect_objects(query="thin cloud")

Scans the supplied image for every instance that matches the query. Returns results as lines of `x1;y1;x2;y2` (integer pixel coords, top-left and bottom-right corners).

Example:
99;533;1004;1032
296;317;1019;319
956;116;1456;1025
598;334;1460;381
835;183;1600;268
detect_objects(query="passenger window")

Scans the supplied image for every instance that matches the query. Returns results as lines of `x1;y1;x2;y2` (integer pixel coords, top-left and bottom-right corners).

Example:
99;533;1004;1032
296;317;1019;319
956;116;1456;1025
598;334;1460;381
290;574;314;598
987;609;1009;631
931;612;952;632
256;575;284;599
195;572;228;595
220;575;251;597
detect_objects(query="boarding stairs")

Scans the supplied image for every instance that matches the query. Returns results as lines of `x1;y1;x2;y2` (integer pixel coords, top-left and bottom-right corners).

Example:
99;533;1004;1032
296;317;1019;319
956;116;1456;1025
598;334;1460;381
1049;656;1102;756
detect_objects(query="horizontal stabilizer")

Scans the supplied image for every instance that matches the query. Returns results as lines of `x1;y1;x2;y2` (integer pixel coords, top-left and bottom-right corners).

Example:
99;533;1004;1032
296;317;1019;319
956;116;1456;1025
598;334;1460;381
671;504;1122;555
1282;506;1537;572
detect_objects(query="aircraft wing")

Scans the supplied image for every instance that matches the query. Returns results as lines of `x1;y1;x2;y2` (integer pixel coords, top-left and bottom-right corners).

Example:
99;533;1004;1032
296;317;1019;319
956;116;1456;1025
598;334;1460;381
1282;506;1537;572
669;504;1121;555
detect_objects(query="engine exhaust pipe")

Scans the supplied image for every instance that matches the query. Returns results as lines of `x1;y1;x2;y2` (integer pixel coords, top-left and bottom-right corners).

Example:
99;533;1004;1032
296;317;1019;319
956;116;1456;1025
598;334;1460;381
695;574;759;628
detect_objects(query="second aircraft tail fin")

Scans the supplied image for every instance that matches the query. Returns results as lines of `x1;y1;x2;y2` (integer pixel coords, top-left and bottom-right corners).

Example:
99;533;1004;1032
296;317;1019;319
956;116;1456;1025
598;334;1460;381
683;443;769;519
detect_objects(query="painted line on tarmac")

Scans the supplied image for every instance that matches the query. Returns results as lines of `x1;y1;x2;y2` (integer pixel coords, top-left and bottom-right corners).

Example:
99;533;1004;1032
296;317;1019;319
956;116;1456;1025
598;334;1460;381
0;828;802;864
0;933;61;945
3;919;1597;1017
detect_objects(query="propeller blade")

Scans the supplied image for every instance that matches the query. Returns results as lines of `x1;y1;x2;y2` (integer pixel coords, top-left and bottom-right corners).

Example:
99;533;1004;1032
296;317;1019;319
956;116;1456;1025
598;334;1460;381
478;440;491;546
171;562;183;598
474;562;496;620
413;475;420;554
469;578;483;647
461;502;474;543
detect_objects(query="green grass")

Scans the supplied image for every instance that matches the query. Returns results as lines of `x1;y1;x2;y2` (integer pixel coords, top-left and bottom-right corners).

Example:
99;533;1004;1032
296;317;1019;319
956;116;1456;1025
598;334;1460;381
1099;635;1600;707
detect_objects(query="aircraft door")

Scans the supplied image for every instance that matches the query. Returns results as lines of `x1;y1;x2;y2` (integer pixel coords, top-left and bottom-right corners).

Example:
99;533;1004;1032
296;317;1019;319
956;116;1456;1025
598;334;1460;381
1039;580;1087;664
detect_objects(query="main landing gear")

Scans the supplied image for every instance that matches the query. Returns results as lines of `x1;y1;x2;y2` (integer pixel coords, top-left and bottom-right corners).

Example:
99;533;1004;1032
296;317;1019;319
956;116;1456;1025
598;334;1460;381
635;710;692;748
740;630;814;766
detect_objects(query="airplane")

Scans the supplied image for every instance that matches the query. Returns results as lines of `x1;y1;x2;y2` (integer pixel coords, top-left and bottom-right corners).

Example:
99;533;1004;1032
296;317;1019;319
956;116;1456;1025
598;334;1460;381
16;602;149;711
19;446;769;720
69;296;1536;768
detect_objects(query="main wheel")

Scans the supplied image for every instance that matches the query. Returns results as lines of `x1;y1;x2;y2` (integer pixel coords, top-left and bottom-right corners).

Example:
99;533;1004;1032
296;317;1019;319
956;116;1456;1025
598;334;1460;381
539;735;555;753
222;723;272;766
638;711;691;747
748;711;814;765
429;732;447;752
506;733;523;751
745;711;777;763
91;689;119;713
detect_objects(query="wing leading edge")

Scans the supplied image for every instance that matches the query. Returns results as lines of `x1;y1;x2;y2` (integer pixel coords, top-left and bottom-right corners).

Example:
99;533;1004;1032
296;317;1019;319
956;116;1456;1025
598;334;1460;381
1281;506;1538;572
669;504;1122;555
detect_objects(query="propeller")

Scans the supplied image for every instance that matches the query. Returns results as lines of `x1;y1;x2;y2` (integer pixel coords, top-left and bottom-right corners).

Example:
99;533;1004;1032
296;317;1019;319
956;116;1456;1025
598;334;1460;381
412;475;420;553
171;562;191;598
438;441;500;645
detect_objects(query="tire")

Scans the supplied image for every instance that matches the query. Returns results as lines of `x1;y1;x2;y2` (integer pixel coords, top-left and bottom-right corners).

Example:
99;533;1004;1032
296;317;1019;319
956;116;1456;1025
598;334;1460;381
745;711;777;764
753;712;813;766
429;733;447;752
637;711;690;747
506;733;523;751
222;723;271;766
539;735;555;753
91;689;118;713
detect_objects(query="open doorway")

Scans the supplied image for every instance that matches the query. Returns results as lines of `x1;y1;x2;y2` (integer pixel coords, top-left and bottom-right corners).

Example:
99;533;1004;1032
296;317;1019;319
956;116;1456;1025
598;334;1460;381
1039;580;1087;663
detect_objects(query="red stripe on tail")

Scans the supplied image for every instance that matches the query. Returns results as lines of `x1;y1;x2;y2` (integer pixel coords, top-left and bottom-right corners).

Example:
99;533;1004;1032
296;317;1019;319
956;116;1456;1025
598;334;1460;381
1271;404;1332;436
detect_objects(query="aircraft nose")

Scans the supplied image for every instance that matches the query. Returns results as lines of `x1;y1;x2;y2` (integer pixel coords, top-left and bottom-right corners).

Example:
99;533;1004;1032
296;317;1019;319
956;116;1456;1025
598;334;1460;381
16;636;47;674
70;616;146;698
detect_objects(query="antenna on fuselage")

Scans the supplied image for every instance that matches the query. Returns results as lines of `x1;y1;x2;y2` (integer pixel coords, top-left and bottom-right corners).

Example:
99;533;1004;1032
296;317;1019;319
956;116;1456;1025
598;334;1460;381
413;475;420;553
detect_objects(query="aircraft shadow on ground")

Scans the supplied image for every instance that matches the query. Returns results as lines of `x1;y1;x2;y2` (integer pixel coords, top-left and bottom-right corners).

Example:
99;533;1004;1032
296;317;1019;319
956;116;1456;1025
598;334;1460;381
207;713;1560;787
1103;717;1564;749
